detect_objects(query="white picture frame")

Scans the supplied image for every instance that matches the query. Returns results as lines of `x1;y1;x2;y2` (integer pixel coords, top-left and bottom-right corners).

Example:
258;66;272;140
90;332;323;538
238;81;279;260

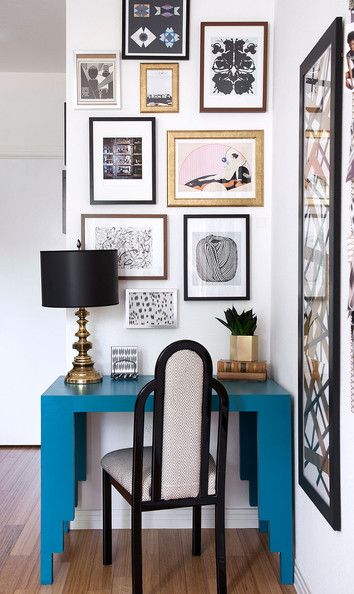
125;289;178;329
74;50;121;108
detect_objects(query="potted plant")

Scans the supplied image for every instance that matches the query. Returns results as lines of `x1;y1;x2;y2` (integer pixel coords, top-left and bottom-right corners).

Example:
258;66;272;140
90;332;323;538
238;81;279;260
216;307;258;361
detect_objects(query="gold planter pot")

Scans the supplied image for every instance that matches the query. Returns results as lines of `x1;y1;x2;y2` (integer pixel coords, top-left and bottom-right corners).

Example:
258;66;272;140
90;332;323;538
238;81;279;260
230;335;258;362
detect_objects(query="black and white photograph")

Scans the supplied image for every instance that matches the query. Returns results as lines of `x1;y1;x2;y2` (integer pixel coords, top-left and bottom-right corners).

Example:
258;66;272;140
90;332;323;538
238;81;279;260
125;289;178;328
103;137;142;179
81;214;167;279
89;117;156;204
140;63;179;112
75;52;120;107
184;214;250;300
200;22;268;112
122;0;189;60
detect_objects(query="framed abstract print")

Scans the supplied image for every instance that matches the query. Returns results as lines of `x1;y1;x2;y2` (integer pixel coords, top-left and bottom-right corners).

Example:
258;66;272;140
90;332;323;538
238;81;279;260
122;0;189;60
140;63;179;112
184;215;250;301
126;289;178;328
298;17;342;530
81;214;167;280
200;22;268;113
75;52;120;108
167;130;263;207
89;117;156;204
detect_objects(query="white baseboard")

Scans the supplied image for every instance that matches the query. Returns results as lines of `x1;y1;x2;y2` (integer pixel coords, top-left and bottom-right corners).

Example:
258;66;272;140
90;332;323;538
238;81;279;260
70;507;259;530
294;561;311;594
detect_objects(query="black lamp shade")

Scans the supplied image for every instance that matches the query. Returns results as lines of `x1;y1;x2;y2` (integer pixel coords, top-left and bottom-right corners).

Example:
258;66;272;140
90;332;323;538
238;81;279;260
40;250;119;308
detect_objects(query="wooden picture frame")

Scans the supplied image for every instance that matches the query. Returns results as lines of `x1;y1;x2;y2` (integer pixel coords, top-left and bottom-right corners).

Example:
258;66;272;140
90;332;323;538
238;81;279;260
184;214;250;301
89;117;156;205
200;22;268;113
298;17;342;530
81;213;167;280
74;51;121;108
140;63;179;113
122;0;190;60
167;130;264;207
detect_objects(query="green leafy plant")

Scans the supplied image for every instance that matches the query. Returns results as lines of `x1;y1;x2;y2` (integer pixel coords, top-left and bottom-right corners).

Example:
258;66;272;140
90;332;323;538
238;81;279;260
216;307;257;336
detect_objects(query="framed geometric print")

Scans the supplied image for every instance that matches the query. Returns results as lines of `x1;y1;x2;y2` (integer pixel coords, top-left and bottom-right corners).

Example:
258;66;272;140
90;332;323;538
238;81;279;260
298;17;342;530
122;0;190;60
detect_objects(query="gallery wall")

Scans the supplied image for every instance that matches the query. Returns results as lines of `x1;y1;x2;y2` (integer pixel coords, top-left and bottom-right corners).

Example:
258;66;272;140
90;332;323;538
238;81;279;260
272;1;354;593
66;0;275;526
0;72;66;444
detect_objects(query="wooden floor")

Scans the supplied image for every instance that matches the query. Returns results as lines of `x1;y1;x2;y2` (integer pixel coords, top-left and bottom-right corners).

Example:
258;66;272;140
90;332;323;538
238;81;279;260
0;448;296;594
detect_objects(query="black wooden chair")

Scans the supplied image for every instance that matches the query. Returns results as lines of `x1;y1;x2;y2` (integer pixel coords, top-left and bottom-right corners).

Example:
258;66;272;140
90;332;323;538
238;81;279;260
100;339;229;594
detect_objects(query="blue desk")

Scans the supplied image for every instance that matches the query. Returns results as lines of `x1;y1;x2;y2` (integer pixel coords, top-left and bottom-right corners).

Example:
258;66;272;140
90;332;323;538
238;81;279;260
40;376;294;585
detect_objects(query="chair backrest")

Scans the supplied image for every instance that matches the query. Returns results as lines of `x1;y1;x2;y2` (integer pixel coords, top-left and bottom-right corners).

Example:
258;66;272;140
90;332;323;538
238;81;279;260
150;340;213;501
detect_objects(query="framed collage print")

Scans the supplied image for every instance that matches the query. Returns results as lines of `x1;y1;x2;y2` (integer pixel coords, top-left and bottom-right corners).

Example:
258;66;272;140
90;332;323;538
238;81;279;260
200;22;268;112
122;0;190;60
81;214;167;280
89;117;156;204
298;17;342;530
168;130;264;207
75;52;120;108
184;215;250;301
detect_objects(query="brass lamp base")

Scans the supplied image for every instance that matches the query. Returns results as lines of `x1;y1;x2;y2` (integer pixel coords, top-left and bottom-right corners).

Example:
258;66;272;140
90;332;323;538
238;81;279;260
65;307;102;385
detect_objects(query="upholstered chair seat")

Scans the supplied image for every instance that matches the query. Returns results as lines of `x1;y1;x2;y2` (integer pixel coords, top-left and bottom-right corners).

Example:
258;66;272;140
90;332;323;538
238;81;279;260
101;446;217;502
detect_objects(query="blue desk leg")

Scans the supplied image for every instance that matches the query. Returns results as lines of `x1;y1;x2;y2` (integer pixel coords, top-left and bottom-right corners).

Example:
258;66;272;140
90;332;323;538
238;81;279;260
41;401;75;585
257;401;294;584
239;412;258;507
75;412;87;507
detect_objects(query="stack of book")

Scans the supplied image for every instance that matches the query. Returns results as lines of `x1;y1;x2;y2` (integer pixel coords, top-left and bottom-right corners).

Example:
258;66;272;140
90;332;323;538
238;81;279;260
217;360;267;382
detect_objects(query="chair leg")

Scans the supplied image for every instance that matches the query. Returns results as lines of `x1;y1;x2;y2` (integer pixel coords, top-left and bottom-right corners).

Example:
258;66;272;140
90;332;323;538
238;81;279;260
131;505;143;594
215;500;227;594
192;505;202;555
102;470;112;565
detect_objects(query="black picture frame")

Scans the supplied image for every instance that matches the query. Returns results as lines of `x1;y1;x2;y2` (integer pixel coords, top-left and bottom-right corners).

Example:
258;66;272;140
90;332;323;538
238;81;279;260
89;117;156;205
184;214;250;301
298;17;342;530
122;0;190;60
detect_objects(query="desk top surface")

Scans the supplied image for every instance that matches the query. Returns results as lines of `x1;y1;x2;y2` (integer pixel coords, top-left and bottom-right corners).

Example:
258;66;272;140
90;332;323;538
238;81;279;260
42;375;291;399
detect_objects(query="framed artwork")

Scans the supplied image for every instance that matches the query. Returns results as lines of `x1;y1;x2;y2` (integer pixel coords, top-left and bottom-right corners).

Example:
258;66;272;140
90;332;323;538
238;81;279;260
167;130;264;207
81;214;167;280
126;289;178;328
75;52;120;108
122;0;189;60
298;17;342;530
200;22;268;113
184;215;250;301
89;117;156;204
140;63;179;112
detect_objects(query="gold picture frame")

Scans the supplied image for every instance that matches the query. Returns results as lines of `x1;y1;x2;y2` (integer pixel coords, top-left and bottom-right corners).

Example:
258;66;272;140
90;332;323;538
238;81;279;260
167;130;264;207
140;63;179;113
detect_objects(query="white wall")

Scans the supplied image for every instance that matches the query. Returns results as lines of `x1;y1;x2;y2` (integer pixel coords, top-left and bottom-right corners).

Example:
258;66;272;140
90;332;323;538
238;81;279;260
66;0;275;526
272;2;354;593
0;73;66;444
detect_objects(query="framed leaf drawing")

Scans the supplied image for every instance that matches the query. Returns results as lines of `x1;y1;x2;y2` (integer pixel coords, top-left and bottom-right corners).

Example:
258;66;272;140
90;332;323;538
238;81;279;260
298;17;342;530
200;22;268;112
167;130;264;207
81;214;167;280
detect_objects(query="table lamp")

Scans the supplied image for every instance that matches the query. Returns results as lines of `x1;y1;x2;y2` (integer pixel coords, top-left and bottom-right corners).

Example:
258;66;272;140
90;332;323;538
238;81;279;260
40;248;118;384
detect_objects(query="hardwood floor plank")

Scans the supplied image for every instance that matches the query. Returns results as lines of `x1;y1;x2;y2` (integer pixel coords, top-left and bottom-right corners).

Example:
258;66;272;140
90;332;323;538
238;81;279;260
0;448;296;594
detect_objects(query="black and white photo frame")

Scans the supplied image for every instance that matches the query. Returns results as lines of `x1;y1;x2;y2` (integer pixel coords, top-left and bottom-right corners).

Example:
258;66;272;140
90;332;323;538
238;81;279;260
184;214;250;300
126;289;178;328
81;213;167;280
74;51;121;108
89;117;156;204
200;22;268;113
122;0;190;60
